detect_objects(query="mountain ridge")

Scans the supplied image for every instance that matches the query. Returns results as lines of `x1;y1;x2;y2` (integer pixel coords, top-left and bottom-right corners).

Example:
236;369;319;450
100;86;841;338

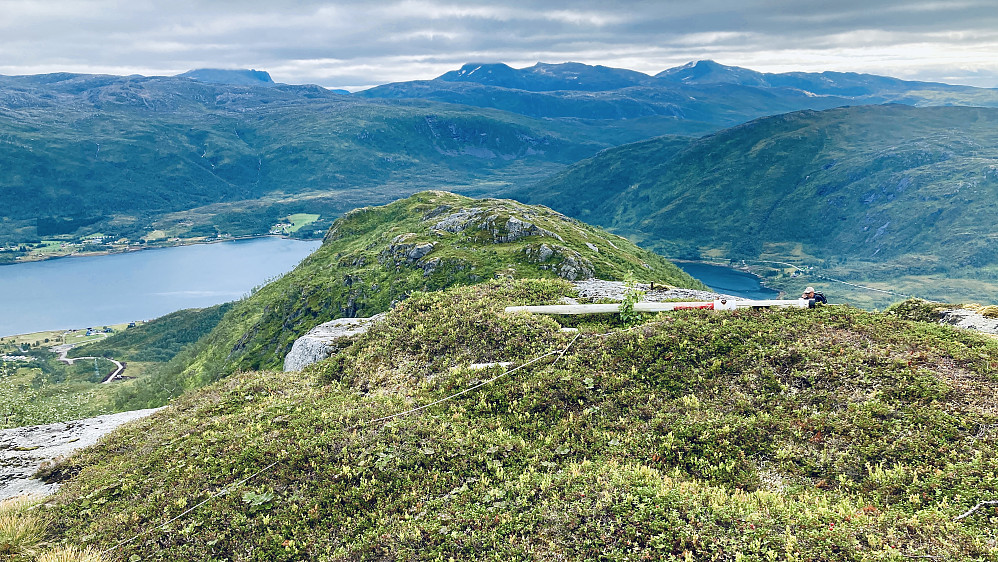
372;58;998;100
176;68;277;86
5;60;998;257
0;73;619;251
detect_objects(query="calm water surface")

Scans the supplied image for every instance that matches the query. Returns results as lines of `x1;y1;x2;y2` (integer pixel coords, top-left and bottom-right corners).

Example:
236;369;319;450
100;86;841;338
0;237;321;336
677;261;780;300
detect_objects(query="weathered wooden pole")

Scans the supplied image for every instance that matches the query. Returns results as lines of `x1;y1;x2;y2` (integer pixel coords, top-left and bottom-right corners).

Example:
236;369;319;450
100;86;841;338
504;299;809;315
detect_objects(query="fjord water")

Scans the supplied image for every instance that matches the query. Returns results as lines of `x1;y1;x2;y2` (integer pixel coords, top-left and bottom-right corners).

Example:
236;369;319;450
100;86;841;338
0;237;321;337
677;261;780;300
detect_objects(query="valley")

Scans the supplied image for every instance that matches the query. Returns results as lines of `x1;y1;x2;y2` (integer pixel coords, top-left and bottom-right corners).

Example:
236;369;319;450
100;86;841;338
3;57;998;561
6;59;998;275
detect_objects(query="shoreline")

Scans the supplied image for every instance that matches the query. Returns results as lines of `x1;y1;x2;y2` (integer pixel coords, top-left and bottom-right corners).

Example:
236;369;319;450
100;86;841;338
671;258;784;297
2;233;319;267
0;236;322;339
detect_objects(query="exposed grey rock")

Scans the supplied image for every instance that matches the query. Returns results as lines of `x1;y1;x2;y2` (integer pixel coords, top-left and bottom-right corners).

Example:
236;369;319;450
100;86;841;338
408;243;435;262
557;253;594;281
524;243;556;263
422;204;453;220
538;244;555;261
532;245;595;280
421;257;441;276
432;207;563;245
572;279;736;302
492;216;563;243
433;208;483;232
939;309;998;335
585;242;599;252
382;233;436;265
283;314;385;372
1;408;162;501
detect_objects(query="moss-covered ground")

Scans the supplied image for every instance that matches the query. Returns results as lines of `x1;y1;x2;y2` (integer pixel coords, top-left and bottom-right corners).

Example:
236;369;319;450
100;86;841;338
40;279;998;561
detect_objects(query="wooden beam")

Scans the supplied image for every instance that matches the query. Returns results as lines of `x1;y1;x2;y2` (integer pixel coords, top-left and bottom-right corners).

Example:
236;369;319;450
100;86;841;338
504;299;809;315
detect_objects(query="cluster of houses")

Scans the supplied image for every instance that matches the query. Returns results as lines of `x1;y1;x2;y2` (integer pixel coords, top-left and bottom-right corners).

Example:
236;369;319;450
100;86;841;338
0;354;35;363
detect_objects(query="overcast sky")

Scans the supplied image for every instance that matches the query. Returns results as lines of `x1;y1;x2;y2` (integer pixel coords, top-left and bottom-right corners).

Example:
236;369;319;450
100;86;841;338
1;0;996;90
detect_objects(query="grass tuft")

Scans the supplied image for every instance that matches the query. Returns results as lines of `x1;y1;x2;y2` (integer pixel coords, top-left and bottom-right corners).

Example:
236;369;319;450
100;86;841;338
0;495;46;559
35;545;106;562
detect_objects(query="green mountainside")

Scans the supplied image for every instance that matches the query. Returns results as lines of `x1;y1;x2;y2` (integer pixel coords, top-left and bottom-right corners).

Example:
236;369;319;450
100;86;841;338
38;279;998;560
116;191;702;407
9;64;998;561
0;73;616;248
655;60;998;102
66;304;233;364
5;63;998;259
515;104;998;307
0;305;235;430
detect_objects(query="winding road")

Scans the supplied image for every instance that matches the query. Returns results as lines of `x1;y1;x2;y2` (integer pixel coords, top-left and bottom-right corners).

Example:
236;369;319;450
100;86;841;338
51;344;125;383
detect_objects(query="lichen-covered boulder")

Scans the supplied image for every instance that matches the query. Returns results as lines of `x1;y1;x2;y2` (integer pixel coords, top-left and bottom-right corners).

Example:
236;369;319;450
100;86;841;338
283;315;384;372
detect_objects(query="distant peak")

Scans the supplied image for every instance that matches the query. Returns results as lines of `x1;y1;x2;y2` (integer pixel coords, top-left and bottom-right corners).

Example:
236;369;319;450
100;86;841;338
176;68;275;86
656;60;768;86
454;62;513;75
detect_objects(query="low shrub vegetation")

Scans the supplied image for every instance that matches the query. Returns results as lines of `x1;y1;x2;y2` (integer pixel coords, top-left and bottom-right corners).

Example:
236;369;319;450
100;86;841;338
39;279;997;560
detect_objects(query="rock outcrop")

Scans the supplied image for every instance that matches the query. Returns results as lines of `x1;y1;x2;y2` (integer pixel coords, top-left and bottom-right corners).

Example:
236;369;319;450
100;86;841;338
939;308;998;335
382;233;436;265
0;408;161;501
571;279;733;302
283;315;384;372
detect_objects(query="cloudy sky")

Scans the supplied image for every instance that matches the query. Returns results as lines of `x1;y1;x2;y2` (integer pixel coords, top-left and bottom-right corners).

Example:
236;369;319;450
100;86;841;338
2;0;996;90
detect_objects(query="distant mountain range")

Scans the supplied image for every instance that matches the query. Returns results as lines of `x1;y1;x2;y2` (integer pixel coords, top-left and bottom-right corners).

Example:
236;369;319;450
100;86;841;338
655;60;984;97
409;59;996;96
4;60;998;305
360;60;998;127
436;61;653;91
0;71;614;246
175;68;277;87
174;68;350;94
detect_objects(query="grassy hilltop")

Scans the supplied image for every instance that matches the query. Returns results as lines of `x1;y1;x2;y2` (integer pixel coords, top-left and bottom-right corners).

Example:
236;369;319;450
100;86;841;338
116;191;702;407
30;279;998;561
5;192;997;561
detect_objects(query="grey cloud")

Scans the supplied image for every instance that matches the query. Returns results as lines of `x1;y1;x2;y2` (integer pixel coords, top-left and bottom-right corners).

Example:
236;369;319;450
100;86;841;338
0;0;996;88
